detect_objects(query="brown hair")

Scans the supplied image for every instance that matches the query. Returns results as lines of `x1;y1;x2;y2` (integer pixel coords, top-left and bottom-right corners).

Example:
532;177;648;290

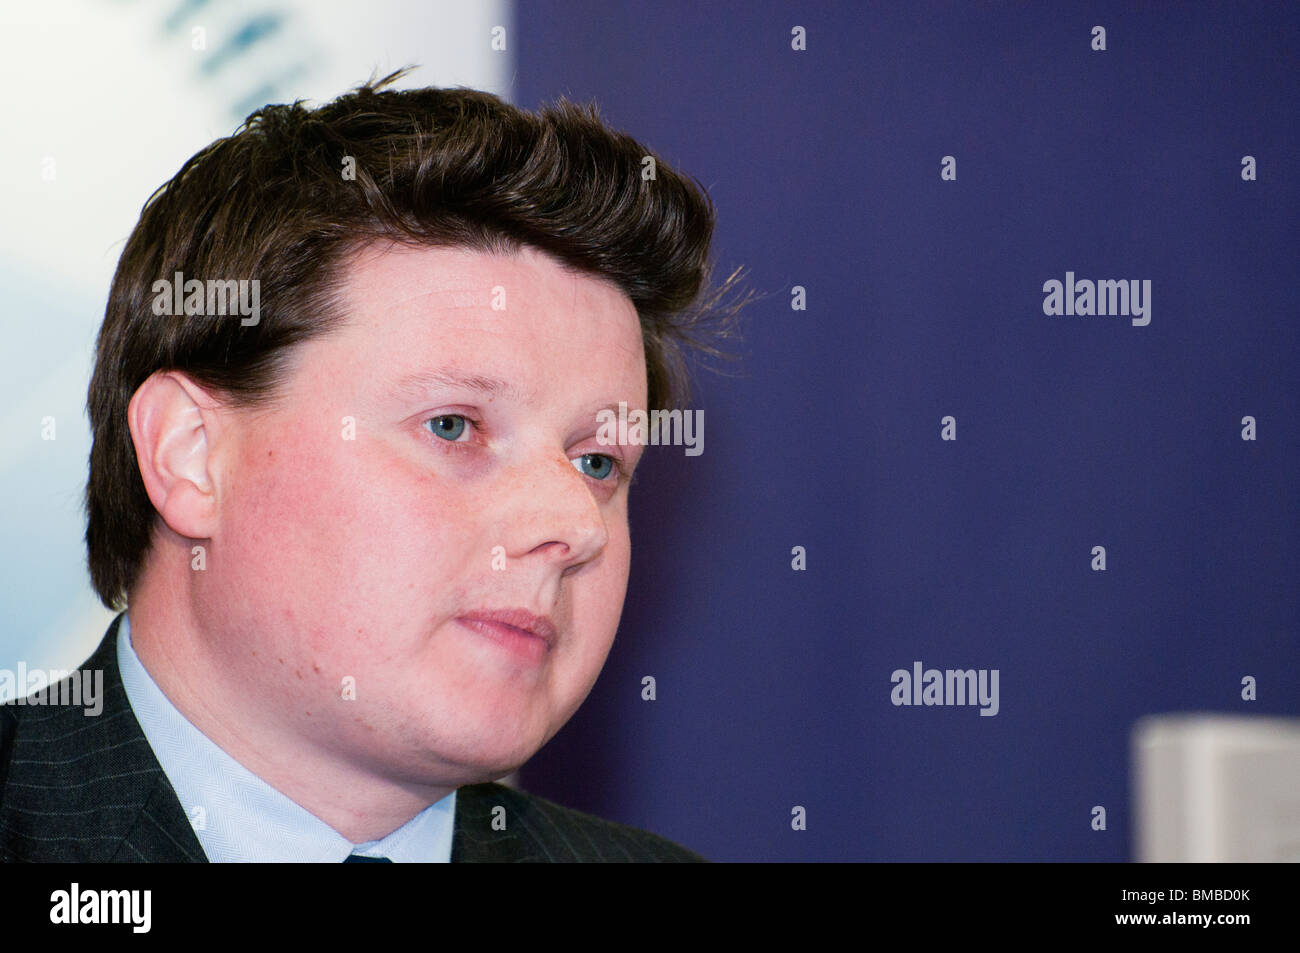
85;68;747;612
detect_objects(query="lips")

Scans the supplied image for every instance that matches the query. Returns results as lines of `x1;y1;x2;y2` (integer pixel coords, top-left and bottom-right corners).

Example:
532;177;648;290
455;608;558;655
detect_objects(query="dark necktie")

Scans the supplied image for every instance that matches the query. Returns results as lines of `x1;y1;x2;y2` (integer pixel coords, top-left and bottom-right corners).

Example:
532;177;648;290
343;854;392;863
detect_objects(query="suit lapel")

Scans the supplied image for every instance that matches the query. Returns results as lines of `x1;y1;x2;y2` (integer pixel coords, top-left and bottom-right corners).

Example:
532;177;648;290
452;782;546;862
0;614;207;862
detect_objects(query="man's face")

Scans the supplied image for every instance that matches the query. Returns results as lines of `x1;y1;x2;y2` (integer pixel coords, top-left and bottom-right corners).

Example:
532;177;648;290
198;242;647;785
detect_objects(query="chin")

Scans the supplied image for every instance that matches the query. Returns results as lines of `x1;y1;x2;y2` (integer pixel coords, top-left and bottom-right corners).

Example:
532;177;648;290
433;745;539;788
411;710;555;783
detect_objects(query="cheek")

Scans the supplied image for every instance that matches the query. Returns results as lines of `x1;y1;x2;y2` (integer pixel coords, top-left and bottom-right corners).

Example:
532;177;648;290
571;525;632;669
217;424;450;618
229;428;355;550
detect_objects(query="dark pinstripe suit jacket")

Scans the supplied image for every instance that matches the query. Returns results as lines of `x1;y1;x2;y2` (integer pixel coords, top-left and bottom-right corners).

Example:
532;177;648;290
0;614;702;863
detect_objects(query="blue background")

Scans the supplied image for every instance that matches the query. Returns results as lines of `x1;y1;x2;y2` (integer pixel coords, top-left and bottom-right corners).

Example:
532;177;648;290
515;1;1299;861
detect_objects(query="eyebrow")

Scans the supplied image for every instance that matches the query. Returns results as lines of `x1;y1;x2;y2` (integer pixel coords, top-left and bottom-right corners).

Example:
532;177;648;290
387;368;534;405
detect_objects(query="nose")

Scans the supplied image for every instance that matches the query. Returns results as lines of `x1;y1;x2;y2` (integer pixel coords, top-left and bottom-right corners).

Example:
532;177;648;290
498;448;610;570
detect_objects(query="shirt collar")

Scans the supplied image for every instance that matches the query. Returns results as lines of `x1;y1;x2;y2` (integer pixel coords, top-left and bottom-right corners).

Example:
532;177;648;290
116;612;455;862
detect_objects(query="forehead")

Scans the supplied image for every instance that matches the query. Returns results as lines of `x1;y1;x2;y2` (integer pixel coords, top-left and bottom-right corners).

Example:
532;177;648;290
329;241;647;392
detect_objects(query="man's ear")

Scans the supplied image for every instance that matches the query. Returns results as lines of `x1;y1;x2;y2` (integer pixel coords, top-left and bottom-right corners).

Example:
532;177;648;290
128;371;227;541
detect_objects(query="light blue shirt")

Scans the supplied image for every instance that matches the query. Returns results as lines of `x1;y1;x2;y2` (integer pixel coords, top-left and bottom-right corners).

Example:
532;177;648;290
116;613;456;862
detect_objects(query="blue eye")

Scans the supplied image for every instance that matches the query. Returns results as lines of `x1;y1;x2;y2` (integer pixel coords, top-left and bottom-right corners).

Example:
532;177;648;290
426;415;467;441
572;453;616;480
